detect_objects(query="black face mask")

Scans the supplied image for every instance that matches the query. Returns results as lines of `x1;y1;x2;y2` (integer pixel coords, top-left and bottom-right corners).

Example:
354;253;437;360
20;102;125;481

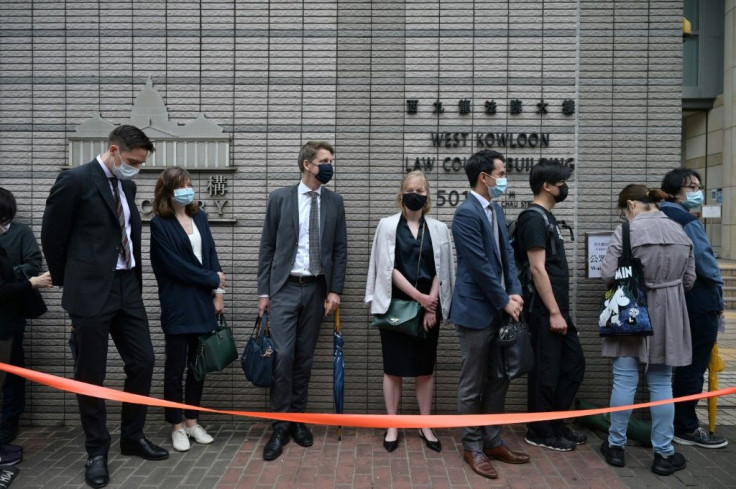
554;183;569;203
314;164;334;185
402;192;427;211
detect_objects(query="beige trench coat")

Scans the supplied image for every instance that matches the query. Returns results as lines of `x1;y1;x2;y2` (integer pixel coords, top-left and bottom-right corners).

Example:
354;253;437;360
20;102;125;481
600;211;696;367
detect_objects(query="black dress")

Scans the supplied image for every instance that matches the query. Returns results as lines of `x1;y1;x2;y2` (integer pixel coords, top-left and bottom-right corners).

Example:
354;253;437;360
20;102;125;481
380;216;440;377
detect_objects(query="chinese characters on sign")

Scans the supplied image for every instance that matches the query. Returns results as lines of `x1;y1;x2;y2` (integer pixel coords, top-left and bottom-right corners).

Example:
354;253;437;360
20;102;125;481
405;98;576;116
206;175;229;216
207;175;228;196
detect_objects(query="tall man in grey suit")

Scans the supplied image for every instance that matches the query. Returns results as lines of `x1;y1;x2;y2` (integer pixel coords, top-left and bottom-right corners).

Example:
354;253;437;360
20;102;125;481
257;141;348;461
450;149;531;480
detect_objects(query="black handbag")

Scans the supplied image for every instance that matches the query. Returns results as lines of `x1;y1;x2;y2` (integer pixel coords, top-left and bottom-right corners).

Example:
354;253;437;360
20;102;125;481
598;221;653;337
371;222;426;338
191;314;238;382
20;289;47;319
241;312;275;387
496;314;535;380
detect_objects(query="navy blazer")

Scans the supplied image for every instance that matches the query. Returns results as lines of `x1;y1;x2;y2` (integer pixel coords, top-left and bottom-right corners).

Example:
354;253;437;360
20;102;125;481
150;211;222;335
449;194;521;329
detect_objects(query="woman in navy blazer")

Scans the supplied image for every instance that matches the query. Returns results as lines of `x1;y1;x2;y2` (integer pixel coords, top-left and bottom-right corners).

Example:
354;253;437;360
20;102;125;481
150;167;226;453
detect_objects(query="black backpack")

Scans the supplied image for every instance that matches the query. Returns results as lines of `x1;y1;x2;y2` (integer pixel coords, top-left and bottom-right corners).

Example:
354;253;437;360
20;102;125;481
507;206;574;295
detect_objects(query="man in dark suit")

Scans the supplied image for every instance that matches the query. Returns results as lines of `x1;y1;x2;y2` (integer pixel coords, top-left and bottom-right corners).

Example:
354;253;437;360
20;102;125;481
257;141;348;461
41;125;168;489
450;149;530;480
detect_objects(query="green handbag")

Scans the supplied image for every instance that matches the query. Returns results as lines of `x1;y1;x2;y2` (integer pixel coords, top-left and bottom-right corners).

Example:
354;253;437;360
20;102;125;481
191;314;238;382
370;222;426;338
371;299;424;337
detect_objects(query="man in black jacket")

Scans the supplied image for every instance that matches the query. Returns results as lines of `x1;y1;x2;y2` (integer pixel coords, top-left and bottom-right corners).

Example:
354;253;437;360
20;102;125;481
42;125;168;489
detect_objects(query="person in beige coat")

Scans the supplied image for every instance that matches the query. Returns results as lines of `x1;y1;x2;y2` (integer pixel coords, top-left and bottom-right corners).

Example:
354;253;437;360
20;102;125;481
599;184;695;476
365;170;455;454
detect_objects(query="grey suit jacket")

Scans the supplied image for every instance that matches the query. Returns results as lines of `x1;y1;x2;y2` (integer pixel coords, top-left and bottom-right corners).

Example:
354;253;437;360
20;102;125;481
257;184;348;297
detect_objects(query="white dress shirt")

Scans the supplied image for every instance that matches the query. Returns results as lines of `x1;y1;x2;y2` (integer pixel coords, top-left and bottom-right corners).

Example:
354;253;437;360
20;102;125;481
97;155;135;269
290;181;321;277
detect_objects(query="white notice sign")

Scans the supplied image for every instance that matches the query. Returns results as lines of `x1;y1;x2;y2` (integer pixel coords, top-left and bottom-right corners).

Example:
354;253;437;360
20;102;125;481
702;205;721;219
586;232;613;279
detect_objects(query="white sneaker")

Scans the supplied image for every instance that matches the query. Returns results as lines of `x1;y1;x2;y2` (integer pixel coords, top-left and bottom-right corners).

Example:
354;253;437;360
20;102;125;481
184;424;214;445
172;428;191;452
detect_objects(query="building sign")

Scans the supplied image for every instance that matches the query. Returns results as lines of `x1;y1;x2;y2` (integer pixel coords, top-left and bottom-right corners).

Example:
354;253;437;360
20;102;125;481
67;77;231;169
66;77;236;223
405;98;576;116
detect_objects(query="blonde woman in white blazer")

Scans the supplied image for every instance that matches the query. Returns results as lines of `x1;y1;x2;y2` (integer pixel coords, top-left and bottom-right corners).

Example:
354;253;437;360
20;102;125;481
365;170;455;454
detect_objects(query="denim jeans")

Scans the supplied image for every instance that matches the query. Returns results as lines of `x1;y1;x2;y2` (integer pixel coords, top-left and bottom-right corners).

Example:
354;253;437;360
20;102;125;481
608;357;674;456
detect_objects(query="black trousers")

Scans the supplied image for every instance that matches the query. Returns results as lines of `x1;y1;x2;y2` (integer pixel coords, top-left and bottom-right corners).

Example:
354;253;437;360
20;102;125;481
673;311;719;434
164;333;205;425
1;319;25;428
526;309;586;438
68;269;155;457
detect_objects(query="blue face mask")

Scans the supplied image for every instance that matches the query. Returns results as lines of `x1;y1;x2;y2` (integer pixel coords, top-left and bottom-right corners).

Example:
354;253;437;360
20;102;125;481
489;177;507;199
173;187;195;206
112;154;140;180
683;190;704;209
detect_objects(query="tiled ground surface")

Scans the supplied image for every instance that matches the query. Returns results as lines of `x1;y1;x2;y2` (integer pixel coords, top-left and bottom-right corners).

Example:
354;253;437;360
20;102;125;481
8;306;736;488
10;422;736;489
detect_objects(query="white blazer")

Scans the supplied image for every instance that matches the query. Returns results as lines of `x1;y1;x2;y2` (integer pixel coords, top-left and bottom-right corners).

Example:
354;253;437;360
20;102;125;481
365;212;455;319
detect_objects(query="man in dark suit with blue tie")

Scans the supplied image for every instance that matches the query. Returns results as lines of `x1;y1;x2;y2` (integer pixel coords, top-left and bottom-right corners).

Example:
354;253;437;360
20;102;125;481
257;141;348;461
41;125;168;488
450;149;531;480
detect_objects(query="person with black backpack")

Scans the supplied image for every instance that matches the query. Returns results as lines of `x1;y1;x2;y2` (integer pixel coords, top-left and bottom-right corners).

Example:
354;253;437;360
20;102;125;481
513;160;586;452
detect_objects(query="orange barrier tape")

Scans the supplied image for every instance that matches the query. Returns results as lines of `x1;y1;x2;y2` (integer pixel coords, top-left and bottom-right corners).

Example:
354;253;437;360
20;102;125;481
1;362;734;429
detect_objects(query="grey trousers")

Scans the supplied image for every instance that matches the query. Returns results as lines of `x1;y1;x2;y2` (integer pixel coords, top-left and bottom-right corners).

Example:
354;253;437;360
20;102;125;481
269;278;326;429
456;324;509;451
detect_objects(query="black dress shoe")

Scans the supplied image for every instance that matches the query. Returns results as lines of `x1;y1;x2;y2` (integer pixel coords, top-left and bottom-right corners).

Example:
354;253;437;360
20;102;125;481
263;426;290;461
418;429;441;452
120;437;169;460
383;431;399;453
85;455;109;488
289;423;313;447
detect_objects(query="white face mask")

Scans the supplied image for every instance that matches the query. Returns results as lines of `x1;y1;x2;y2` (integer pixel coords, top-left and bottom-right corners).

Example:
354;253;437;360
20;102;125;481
112;153;140;180
0;223;9;234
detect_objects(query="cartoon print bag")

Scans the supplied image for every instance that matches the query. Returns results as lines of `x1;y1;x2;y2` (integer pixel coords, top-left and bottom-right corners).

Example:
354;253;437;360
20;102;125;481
598;221;653;337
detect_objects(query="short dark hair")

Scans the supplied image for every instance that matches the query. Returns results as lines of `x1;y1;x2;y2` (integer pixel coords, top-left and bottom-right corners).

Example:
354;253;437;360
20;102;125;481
0;188;17;224
661;168;701;201
465;149;505;187
529;160;572;195
108;125;155;153
298;141;334;172
152;167;199;218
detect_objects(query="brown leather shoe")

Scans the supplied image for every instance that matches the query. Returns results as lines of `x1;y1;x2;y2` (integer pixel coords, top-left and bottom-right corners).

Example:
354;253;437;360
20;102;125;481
484;444;531;464
463;450;498;479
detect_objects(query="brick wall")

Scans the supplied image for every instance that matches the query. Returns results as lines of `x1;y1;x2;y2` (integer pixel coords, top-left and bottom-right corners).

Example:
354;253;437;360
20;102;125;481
0;0;682;427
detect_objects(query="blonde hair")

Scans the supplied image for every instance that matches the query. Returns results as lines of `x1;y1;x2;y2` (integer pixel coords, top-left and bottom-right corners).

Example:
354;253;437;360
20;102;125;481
395;170;432;215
